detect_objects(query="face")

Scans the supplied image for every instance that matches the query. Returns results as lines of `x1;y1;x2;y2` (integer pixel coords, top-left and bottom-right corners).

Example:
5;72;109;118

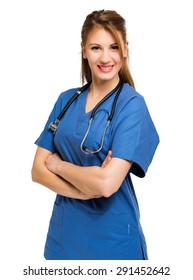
82;28;128;84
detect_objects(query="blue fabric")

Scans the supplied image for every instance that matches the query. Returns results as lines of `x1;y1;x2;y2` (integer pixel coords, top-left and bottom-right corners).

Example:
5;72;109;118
35;83;159;260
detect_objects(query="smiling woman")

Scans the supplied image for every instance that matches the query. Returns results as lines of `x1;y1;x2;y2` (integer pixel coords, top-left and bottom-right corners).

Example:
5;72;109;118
31;9;159;260
82;28;126;88
81;10;134;89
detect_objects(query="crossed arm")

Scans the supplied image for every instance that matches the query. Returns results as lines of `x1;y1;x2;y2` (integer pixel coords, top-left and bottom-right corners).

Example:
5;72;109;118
31;147;132;199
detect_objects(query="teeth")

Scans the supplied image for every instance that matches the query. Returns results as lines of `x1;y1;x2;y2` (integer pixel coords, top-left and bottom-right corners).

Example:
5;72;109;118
99;66;112;71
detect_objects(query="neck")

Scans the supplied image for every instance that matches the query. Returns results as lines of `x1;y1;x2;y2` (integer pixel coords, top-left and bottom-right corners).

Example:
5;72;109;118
90;78;120;99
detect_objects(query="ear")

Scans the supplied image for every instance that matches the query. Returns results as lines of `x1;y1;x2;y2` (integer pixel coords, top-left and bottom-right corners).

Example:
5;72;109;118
81;43;87;59
123;41;129;58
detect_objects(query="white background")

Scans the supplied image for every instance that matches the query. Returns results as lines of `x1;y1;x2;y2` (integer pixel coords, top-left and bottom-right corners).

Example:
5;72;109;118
0;0;192;279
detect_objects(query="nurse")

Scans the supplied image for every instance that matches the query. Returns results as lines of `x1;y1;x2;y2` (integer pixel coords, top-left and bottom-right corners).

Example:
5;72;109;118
32;9;159;260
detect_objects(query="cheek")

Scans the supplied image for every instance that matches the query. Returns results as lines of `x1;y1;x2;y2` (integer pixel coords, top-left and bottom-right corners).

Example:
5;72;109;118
87;55;99;68
87;59;94;70
113;52;122;63
115;56;123;70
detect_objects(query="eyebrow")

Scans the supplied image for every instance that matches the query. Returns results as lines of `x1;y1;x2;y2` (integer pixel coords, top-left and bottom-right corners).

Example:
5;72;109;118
88;43;117;46
89;43;100;46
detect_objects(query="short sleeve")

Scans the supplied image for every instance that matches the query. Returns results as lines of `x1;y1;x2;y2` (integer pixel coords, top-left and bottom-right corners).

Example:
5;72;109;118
111;95;159;178
35;92;65;153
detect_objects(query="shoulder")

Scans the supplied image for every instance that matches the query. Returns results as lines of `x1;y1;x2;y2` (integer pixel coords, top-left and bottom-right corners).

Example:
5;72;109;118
52;86;81;111
58;86;80;102
117;83;147;114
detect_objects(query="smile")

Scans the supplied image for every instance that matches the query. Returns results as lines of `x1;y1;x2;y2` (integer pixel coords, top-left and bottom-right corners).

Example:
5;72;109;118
98;65;114;73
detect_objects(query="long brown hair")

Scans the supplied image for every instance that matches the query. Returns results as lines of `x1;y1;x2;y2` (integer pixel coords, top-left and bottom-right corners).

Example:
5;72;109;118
81;10;135;88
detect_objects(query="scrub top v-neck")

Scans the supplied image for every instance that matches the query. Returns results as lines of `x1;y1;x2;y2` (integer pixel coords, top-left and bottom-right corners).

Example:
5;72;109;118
35;83;159;260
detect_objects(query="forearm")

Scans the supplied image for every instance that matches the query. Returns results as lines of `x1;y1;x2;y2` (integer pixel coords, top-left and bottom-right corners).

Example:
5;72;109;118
32;157;98;200
51;161;109;197
45;152;132;198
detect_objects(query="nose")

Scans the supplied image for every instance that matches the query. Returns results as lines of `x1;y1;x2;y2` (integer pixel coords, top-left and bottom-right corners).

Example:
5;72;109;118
100;49;111;63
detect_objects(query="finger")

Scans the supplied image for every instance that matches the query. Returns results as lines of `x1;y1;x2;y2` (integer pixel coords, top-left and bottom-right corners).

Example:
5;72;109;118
106;150;112;163
102;151;112;167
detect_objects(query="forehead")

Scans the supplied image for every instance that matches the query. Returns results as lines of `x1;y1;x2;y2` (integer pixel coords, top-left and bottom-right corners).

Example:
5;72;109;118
86;27;118;44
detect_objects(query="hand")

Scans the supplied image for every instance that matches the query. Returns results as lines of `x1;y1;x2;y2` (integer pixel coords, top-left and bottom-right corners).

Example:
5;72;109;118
101;151;112;168
45;153;62;174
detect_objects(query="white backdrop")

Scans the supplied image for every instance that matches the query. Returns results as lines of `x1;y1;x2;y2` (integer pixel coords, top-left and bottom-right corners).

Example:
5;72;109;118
1;0;192;279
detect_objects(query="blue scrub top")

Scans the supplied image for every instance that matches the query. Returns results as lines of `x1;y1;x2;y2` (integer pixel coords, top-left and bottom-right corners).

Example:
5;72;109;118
35;83;159;260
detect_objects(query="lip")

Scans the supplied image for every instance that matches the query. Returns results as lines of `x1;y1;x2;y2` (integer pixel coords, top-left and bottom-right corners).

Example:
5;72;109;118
98;65;114;73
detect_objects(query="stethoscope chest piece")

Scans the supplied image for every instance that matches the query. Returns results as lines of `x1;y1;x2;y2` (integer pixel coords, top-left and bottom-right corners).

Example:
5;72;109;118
48;119;59;134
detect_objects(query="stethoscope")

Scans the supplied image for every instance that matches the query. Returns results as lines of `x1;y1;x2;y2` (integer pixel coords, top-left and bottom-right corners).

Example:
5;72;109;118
49;80;124;154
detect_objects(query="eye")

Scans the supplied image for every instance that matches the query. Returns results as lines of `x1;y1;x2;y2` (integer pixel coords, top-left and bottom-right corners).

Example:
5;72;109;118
91;46;101;51
111;44;119;50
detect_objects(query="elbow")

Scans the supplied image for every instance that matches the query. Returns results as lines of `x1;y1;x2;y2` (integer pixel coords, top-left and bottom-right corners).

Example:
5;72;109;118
31;165;40;183
102;191;113;198
102;189;116;198
98;177;117;198
31;167;37;183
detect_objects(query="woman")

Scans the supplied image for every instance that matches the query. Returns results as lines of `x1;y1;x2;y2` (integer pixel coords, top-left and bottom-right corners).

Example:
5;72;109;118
32;9;159;260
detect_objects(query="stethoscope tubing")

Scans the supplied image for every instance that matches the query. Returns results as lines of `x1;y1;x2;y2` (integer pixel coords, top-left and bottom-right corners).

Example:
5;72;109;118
48;81;123;138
